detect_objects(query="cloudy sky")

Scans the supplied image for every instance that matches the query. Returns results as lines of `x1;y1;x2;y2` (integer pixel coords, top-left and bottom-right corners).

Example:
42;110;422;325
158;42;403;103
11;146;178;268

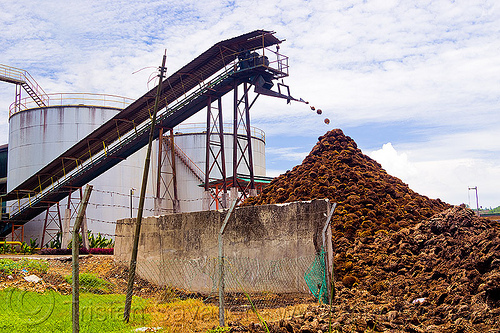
1;0;499;208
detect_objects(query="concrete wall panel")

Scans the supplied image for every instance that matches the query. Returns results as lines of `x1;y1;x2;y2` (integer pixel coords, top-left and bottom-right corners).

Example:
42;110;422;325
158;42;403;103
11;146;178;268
115;200;331;293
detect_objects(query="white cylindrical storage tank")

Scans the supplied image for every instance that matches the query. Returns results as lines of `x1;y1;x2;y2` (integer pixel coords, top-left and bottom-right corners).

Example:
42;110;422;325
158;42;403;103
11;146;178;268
7;96;156;244
157;123;266;213
8;105;118;191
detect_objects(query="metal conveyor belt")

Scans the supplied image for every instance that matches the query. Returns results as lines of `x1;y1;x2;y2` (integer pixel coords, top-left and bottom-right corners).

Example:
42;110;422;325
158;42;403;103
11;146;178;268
0;30;287;237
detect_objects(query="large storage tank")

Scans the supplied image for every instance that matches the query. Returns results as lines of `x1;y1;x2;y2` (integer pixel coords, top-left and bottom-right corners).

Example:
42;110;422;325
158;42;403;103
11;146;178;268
0;144;7;215
6;96;267;244
7;95;156;244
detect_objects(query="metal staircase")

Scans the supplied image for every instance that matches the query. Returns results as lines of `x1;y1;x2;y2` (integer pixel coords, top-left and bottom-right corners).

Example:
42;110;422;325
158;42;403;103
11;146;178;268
20;82;46;107
171;143;205;182
0;64;49;110
3;66;236;226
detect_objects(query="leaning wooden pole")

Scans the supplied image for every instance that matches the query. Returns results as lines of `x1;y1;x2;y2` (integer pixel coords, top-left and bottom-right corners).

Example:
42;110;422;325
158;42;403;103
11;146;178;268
124;52;167;322
72;184;93;333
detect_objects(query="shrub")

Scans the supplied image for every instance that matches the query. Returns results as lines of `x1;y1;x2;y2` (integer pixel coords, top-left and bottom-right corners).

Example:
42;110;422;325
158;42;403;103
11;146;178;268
0;259;17;275
39;247;113;255
40;248;89;255
89;248;114;255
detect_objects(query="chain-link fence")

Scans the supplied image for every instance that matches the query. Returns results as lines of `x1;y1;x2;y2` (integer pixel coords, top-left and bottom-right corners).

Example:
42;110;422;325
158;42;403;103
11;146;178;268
0;252;325;332
0;198;335;332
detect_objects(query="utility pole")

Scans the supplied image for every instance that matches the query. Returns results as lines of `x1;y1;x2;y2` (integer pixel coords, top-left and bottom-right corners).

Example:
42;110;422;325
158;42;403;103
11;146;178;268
72;184;93;333
468;186;480;216
124;52;167;322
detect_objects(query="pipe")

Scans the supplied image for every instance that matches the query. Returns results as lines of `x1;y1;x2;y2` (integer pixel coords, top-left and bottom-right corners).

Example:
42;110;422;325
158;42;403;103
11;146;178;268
0;241;22;246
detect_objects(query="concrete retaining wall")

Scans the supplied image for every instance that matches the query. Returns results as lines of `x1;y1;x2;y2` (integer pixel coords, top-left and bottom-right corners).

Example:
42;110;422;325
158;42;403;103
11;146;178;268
115;199;332;293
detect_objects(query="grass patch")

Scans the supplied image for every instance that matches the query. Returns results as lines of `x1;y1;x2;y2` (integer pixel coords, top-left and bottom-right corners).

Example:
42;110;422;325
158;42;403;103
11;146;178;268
0;288;150;333
0;258;49;276
147;297;310;333
64;273;112;294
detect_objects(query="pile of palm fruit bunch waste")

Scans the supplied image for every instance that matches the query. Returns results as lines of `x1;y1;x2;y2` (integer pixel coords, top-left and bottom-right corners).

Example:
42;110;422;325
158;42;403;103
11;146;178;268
243;129;450;241
236;129;500;332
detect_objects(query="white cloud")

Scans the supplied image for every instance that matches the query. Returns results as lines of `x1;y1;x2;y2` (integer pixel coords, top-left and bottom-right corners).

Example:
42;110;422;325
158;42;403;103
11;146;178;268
369;140;500;208
369;143;418;181
266;169;286;178
266;146;309;162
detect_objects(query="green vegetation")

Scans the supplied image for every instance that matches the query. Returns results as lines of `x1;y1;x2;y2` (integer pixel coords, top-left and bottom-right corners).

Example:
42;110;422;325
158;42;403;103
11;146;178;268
88;231;114;249
488;206;500;214
0;258;49;275
47;233;62;249
0;238;38;255
64;273;112;294
206;327;231;333
20;238;38;255
0;243;10;254
0;290;150;333
68;231;114;250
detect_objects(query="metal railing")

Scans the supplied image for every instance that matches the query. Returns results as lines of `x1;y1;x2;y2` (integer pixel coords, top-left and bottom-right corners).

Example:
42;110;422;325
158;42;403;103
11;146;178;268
0;64;26;83
4;43;286;221
232;45;289;79
9;93;134;117
1;64;50;112
174;123;266;142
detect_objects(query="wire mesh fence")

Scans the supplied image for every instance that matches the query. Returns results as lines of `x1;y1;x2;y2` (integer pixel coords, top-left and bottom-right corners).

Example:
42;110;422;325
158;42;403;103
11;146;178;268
0;251;325;332
1;198;334;332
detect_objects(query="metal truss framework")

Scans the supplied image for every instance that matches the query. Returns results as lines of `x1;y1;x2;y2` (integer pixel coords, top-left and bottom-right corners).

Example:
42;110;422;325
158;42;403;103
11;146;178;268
205;96;228;209
156;128;179;214
232;81;258;199
202;80;267;209
41;202;62;248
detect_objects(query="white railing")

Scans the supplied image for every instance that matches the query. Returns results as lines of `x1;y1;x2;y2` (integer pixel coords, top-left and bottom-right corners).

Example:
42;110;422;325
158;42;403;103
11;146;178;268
9;93;134;117
174;123;265;142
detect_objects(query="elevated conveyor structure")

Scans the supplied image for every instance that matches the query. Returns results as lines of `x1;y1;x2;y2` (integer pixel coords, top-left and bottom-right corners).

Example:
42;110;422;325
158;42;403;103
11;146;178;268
1;30;290;238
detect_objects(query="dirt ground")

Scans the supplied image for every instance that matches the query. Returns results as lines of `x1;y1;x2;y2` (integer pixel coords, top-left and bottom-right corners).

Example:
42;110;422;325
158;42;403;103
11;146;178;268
0;254;316;309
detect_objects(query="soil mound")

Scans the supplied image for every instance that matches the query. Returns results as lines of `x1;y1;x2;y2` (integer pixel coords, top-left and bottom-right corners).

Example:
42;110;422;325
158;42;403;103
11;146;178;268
244;129;450;239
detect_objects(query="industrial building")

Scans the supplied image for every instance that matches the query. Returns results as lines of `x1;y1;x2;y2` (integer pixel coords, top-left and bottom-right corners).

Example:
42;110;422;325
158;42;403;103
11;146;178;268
0;30;299;246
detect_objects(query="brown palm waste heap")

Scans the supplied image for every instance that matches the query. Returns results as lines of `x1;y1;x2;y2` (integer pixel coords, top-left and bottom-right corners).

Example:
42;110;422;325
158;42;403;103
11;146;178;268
243;128;450;240
237;129;500;332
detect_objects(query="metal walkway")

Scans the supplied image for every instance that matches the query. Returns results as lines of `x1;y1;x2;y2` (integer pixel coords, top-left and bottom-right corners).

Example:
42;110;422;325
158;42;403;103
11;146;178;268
1;30;288;237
